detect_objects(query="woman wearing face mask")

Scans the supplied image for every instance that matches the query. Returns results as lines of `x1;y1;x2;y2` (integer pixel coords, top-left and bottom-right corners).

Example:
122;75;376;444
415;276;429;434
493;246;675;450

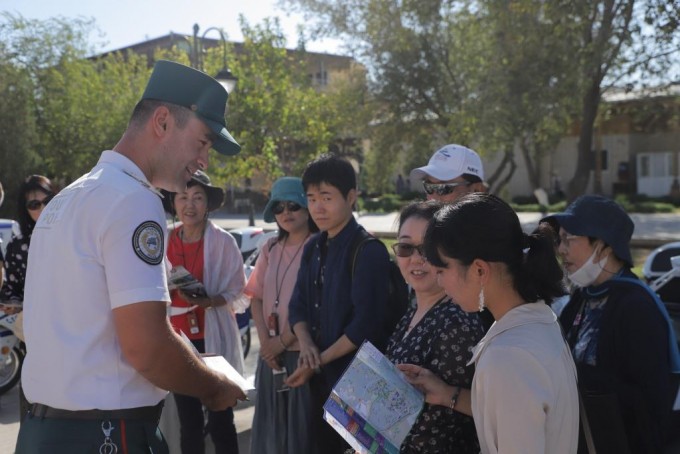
543;195;680;454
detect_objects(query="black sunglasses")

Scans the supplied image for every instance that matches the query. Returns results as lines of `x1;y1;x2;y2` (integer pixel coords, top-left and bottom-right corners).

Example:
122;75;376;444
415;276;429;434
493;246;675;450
422;181;471;196
391;242;427;258
26;196;53;211
272;201;302;215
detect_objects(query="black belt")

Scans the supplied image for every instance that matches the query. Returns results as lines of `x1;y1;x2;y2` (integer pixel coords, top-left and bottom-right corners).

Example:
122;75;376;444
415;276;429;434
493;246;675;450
29;401;164;421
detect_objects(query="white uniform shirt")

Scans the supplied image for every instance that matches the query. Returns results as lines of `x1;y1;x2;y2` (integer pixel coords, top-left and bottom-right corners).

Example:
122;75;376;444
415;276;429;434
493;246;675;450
22;150;170;410
468;303;579;454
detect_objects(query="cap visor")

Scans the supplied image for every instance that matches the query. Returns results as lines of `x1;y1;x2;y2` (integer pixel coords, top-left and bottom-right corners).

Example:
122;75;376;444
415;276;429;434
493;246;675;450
203;117;241;156
409;165;461;182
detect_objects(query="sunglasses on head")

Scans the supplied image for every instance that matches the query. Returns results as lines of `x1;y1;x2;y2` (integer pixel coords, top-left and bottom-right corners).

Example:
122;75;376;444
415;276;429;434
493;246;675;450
272;201;302;215
26;196;53;211
391;242;427;258
422;181;471;196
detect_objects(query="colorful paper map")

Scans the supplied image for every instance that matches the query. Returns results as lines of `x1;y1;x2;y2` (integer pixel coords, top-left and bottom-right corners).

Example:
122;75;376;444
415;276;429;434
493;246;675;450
324;341;424;453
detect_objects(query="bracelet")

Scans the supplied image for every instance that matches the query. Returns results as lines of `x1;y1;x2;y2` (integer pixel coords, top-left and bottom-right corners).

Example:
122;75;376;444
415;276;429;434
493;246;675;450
449;386;461;411
278;335;288;350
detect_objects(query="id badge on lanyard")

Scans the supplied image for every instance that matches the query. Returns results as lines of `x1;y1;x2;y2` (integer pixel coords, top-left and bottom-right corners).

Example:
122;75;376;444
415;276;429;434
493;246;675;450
187;310;200;334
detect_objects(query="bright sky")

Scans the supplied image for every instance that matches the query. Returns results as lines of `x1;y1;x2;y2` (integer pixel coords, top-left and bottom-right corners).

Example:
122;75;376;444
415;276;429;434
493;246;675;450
1;0;343;55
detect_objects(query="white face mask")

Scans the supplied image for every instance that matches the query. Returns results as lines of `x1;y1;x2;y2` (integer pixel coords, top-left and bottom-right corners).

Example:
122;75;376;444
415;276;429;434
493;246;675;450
568;248;608;288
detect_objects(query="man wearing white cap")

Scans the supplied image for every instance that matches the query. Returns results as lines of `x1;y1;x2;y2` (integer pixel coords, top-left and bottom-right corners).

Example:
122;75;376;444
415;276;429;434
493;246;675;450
410;144;486;204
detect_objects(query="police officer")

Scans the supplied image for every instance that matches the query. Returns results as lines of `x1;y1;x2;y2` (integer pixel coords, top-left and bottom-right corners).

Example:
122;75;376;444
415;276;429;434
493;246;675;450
16;60;245;453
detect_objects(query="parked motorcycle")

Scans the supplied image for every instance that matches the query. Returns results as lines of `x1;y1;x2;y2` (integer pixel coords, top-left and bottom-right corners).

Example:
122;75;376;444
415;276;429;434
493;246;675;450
0;305;25;395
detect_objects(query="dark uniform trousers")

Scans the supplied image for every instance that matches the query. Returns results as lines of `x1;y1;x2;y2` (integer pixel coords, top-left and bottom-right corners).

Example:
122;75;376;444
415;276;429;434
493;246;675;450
16;412;168;454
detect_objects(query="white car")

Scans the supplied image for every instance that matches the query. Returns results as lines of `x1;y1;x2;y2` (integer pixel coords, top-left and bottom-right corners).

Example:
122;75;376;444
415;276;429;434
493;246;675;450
0;219;19;257
228;227;278;265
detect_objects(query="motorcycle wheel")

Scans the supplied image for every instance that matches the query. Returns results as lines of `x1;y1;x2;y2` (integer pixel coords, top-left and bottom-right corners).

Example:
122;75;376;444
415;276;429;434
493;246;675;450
0;346;24;395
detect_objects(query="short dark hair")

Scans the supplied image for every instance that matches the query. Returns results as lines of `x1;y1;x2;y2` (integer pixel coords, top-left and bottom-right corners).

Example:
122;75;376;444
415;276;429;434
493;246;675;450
397;200;443;233
424;193;565;304
302;153;356;198
129;99;192;130
17;174;55;237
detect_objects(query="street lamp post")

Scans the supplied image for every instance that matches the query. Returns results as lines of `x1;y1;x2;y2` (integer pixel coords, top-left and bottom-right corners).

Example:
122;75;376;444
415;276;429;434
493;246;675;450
191;24;251;224
192;23;238;94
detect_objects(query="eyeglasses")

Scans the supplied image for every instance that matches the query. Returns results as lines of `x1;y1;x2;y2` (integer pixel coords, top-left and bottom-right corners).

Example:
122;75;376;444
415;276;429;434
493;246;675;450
272;201;302;215
422;181;471;196
556;234;581;248
26;196;52;211
391;242;426;258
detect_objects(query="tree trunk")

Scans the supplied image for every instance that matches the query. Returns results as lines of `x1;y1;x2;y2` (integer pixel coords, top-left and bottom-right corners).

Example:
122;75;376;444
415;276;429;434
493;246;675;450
520;137;541;191
567;80;601;202
487;147;517;194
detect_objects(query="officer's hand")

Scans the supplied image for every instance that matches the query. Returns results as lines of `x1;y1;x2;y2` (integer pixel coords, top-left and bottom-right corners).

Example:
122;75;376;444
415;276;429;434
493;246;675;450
201;377;246;411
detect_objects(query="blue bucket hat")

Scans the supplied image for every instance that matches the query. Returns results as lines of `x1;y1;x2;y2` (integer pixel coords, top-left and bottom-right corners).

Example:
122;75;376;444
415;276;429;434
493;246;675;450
263;177;307;223
542;195;634;266
142;60;240;156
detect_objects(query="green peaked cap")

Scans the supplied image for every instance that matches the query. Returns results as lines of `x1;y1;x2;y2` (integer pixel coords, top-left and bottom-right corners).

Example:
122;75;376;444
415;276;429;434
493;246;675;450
142;60;240;156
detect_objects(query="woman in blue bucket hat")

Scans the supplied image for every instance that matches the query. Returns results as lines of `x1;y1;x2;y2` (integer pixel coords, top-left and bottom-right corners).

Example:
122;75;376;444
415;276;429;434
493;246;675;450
244;177;318;453
543;195;680;453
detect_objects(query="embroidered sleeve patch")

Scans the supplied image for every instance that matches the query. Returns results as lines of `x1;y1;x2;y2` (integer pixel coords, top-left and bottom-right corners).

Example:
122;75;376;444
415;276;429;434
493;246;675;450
132;221;164;265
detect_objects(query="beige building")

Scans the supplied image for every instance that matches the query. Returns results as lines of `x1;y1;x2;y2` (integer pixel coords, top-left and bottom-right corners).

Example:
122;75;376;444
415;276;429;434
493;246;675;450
487;85;680;199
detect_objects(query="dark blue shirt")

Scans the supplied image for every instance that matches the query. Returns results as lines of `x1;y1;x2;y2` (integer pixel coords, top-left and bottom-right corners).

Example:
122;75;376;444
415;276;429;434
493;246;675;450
288;217;392;384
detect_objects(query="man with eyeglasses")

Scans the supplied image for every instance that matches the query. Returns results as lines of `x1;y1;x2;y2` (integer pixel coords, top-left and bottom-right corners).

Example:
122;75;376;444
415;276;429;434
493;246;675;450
410;144;486;204
410;144;495;331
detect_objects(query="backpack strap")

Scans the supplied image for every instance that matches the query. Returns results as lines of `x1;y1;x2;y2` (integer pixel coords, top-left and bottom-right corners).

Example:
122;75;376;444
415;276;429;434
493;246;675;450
348;228;380;277
610;276;680;373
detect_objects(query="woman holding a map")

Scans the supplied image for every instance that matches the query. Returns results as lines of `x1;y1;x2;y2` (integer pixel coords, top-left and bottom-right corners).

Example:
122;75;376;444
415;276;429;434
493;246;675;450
386;200;484;453
399;194;579;453
163;170;247;453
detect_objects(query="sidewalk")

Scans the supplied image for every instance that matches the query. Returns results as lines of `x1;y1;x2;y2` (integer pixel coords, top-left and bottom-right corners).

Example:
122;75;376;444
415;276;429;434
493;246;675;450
212;210;680;246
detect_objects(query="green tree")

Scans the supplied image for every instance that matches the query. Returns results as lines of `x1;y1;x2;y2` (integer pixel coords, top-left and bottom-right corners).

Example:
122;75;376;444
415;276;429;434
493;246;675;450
0;13;98;215
282;0;680;198
560;0;680;200
203;18;356;189
37;53;151;183
281;0;577;194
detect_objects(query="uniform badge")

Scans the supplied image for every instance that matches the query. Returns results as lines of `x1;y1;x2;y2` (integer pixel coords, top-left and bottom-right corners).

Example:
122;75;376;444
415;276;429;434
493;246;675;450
132;221;164;265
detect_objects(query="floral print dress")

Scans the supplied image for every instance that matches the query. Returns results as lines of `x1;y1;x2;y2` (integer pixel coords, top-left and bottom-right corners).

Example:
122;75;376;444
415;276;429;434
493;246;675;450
1;233;30;301
386;298;484;453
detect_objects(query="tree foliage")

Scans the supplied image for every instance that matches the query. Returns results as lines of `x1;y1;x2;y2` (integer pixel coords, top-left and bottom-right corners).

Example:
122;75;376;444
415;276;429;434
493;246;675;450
282;0;680;197
0;13;366;216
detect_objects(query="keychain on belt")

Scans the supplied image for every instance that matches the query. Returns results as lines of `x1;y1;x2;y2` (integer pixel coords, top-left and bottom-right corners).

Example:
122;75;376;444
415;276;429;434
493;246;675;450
100;420;118;454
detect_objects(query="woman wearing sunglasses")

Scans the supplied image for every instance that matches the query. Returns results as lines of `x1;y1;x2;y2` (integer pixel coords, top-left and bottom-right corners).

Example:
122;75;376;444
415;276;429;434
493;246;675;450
1;175;55;307
400;194;578;454
245;176;319;454
386;200;484;453
1;174;54;422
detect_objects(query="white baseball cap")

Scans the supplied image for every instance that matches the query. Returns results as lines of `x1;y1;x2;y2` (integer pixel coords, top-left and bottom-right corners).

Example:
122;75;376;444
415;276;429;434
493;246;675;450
410;144;484;182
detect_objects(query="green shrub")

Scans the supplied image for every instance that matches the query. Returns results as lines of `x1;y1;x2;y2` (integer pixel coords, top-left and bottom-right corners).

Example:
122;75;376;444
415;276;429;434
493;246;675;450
361;193;408;213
